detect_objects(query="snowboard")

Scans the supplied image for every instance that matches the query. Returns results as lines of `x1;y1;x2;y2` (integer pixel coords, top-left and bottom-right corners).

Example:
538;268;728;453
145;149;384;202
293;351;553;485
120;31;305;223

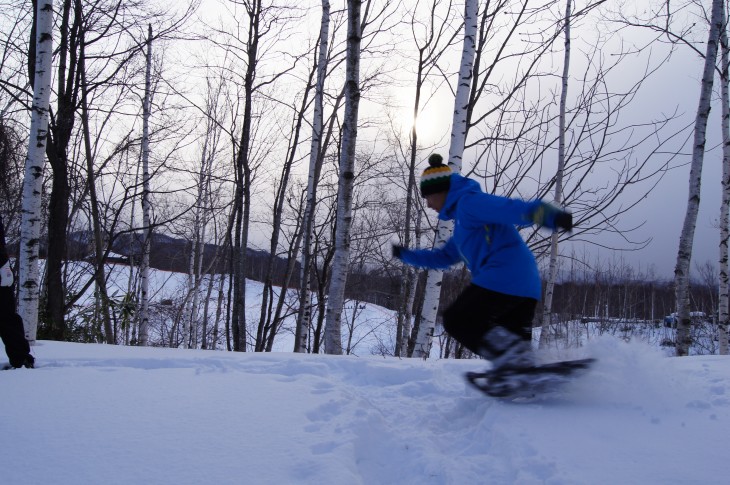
465;358;595;400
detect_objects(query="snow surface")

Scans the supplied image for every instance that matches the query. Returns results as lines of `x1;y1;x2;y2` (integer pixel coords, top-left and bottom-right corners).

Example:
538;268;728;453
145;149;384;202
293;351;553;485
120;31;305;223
2;338;729;484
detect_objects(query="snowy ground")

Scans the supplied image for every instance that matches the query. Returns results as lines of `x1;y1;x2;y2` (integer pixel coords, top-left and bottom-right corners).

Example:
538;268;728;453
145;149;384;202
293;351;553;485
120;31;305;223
2;338;729;484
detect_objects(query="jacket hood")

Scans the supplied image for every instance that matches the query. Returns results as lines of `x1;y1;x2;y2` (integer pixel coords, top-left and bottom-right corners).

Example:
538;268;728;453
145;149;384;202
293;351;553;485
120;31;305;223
438;173;481;221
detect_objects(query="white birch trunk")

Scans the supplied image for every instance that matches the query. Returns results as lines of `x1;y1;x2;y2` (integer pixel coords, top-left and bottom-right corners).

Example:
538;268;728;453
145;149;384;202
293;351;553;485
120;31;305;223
211;273;226;351
184;133;210;349
539;0;571;349
411;0;478;359
295;0;330;353
139;25;153;347
18;0;54;343
184;234;196;347
184;241;195;348
324;0;361;355
191;159;210;347
719;4;729;356
674;0;724;356
126;153;140;345
404;211;424;354
192;214;206;347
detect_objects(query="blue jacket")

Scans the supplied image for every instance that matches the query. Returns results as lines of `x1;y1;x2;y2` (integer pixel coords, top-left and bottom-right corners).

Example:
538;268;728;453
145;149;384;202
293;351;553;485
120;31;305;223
399;174;542;300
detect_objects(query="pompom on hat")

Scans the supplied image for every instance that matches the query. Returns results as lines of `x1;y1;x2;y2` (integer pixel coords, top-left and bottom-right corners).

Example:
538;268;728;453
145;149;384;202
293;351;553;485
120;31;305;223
420;153;452;197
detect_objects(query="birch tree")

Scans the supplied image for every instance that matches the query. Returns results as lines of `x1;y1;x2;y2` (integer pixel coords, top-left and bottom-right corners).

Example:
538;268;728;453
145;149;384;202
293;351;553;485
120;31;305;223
139;25;153;347
18;0;53;343
719;3;729;356
223;0;295;352
391;0;459;357
295;0;331;353
184;119;214;349
411;0;478;359
183;73;225;349
539;0;571;349
255;54;315;352
324;0;362;355
674;0;724;356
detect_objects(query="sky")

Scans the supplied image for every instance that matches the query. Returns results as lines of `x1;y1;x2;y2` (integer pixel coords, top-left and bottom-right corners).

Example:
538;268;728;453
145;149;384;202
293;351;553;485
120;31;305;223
2;0;718;290
2;336;728;484
139;0;727;281
403;3;728;281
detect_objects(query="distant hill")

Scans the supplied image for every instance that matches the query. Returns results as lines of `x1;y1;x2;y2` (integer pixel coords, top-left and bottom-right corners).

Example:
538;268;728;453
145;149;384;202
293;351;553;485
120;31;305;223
12;231;295;284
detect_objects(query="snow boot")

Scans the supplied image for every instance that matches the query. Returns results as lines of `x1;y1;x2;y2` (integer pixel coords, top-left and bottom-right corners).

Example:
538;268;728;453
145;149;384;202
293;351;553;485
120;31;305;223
478;326;535;371
476;327;536;396
8;354;34;369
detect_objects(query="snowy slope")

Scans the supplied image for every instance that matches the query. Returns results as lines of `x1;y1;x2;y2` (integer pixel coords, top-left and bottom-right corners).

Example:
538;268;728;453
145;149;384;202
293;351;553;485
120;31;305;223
1;338;729;484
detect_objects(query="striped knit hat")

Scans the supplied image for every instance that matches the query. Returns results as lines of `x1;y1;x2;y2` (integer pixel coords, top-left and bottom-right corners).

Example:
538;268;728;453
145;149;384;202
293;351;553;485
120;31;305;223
420;153;452;197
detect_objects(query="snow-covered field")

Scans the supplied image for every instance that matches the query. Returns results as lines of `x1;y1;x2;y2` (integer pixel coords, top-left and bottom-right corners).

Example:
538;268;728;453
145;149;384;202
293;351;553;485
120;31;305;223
2;337;729;484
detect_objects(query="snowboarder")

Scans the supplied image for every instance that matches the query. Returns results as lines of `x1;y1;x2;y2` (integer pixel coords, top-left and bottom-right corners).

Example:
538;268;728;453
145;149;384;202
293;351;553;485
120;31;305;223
0;216;34;369
392;153;571;393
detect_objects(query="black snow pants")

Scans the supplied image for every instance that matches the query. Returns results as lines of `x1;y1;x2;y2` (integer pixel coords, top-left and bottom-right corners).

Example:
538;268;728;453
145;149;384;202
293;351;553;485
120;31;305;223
442;284;537;357
0;286;32;367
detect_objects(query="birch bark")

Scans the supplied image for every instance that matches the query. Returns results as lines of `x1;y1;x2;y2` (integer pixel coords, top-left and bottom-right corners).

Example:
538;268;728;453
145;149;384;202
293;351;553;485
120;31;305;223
295;0;330;353
324;0;362;355
138;25;153;347
411;0;478;358
539;0;571;349
399;0;459;357
719;4;729;356
184;148;205;349
18;0;53;343
674;0;724;356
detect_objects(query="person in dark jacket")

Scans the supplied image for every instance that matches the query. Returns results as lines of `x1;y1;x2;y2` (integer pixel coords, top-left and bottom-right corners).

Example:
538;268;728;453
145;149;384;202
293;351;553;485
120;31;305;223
0;216;34;369
393;153;572;375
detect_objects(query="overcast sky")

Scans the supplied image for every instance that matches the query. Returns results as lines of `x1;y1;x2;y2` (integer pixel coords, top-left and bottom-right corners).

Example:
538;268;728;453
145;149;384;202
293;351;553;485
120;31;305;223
412;3;725;282
193;0;722;282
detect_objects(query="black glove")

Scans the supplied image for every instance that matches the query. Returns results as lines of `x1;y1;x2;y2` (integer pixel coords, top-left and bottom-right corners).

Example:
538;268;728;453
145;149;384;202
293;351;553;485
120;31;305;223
392;245;404;259
531;202;573;232
554;210;573;232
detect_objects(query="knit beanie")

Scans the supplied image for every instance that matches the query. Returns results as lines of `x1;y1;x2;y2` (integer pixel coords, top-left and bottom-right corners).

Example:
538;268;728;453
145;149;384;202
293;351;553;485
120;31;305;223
420;153;452;197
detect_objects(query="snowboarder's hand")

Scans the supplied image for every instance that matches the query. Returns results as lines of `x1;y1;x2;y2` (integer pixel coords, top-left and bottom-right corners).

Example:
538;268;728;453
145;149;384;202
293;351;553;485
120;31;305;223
531;202;572;232
392;245;404;260
0;262;13;287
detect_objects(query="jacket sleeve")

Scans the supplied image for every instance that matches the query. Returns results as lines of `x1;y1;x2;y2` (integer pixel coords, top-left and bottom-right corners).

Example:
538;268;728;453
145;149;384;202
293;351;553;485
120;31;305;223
459;192;542;227
398;237;461;270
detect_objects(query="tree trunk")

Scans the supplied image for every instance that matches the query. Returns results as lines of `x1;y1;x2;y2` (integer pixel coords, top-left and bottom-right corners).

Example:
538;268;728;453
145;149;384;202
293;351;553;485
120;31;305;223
674;0;724;356
138;25;153;347
257;64;314;352
295;0;331;353
324;0;362;355
79;32;114;344
185;127;212;349
539;0;571;349
43;0;81;341
719;4;729;356
231;0;264;352
411;0;478;359
18;0;54;344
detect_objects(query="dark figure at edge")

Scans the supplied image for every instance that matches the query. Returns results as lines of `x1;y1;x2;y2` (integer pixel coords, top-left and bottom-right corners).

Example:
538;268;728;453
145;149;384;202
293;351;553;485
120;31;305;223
0;216;34;369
